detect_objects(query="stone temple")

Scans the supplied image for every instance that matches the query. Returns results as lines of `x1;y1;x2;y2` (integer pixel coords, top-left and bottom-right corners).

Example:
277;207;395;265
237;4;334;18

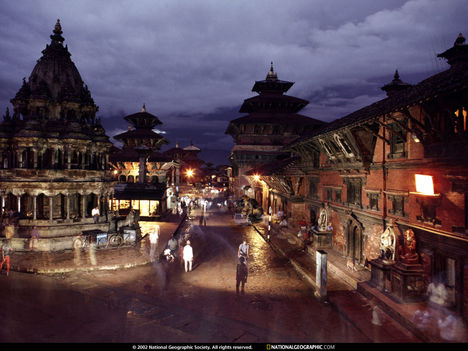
0;20;114;251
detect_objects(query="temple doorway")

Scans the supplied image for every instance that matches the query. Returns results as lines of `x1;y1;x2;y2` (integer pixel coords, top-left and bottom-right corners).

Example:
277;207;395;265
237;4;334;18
346;217;364;265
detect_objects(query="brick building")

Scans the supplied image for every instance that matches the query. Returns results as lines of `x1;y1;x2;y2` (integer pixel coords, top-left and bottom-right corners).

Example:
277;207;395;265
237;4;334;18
227;34;468;318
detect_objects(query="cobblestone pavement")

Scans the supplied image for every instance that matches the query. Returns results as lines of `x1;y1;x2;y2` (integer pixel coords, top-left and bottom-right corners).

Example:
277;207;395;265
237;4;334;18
0;208;384;343
3;207;463;343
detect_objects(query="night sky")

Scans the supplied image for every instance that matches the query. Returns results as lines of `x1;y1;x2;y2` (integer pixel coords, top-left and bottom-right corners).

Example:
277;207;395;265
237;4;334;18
0;0;465;165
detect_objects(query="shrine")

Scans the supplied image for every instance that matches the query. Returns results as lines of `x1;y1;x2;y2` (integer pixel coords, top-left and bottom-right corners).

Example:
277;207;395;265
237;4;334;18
0;20;114;250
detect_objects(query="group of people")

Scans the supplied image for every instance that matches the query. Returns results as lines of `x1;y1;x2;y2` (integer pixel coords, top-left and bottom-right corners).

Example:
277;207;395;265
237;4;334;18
148;219;250;295
148;224;194;273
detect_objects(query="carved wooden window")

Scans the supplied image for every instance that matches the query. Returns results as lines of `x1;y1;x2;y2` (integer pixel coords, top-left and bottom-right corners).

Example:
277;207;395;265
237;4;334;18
253;125;261;134
388;121;407;158
346;178;362;207
367;192;380;211
326;188;333;201
309;177;319;199
388;194;407;217
334;134;354;158
319;139;336;160
334;189;342;203
453;108;467;134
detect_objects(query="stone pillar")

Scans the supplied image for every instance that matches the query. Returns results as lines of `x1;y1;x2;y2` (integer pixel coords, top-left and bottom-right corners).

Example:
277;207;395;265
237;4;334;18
18;149;24;168
33;196;37;220
67;151;71;169
82;194;86;218
66;195;70;220
49;196;53;222
33;149;38;169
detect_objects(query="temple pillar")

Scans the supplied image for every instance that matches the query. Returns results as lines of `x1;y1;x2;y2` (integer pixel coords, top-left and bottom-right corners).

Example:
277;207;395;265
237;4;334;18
49;196;53;222
33;149;38;169
67;151;71;169
66;194;70;219
81;194;86;218
33;196;37;220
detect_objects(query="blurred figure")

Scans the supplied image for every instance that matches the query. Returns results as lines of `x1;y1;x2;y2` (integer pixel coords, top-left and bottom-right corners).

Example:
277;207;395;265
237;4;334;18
427;278;449;308
29;226;39;251
438;308;467;342
183;240;193;272
0;239;13;276
413;308;432;333
88;241;97;266
149;225;160;262
236;256;248;295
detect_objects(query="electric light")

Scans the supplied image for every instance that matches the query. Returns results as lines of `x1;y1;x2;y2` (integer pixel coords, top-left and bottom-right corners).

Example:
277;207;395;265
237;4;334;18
186;169;194;177
415;174;435;195
411;133;421;143
253;174;260;181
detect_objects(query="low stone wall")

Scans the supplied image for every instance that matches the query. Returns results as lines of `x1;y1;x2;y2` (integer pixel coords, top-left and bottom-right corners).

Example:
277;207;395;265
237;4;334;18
1;236;75;252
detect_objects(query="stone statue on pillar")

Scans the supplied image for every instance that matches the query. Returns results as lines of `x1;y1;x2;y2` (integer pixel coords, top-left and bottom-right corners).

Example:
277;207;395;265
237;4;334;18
318;204;328;232
379;225;396;263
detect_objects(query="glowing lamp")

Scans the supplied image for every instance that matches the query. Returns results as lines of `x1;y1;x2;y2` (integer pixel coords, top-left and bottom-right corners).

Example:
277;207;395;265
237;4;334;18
186;169;194;177
415;174;434;195
253;174;260;181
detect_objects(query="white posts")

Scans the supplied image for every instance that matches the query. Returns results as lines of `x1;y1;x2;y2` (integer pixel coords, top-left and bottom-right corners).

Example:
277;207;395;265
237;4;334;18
315;250;328;300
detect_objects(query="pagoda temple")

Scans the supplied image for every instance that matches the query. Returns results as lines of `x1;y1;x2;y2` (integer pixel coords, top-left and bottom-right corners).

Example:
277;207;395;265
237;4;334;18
225;63;325;204
0;20;114;250
109;105;180;218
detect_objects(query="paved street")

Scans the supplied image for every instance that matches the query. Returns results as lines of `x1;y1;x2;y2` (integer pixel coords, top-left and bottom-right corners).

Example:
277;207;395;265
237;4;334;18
0;207;412;343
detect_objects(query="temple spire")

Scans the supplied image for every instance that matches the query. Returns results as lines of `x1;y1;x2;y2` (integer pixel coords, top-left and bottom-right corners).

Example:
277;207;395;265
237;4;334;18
381;69;412;97
266;61;278;81
50;19;65;44
142;104;146;112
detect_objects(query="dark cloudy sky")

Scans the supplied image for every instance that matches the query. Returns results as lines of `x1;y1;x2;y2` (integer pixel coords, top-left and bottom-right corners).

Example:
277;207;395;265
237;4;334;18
0;0;465;165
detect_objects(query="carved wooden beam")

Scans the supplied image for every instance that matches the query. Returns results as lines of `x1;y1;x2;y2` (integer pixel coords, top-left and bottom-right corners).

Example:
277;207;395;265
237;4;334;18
376;119;407;142
360;123;390;144
385;114;425;143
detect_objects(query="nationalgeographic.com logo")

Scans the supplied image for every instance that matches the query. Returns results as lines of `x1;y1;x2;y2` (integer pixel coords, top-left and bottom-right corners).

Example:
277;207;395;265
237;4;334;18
266;345;335;350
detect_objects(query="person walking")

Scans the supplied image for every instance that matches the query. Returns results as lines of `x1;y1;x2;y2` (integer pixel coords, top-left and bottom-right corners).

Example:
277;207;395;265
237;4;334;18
149;224;160;262
29;225;39;251
1;240;13;276
183;240;194;272
236;256;248;295
238;240;249;261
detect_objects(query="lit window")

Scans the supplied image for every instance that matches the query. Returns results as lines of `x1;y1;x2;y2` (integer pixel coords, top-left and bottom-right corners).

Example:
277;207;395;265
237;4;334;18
415;174;434;195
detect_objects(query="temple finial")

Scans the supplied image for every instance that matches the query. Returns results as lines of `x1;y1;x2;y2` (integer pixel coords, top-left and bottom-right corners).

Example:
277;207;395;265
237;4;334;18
142;104;146;112
455;33;466;46
50;19;64;44
266;61;278;81
394;69;400;80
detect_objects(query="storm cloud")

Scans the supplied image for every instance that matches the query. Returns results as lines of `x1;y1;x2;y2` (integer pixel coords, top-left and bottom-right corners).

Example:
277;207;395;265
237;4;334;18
0;0;465;164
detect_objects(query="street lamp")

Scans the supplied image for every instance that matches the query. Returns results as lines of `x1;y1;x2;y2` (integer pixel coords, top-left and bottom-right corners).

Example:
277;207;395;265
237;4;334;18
186;168;194;185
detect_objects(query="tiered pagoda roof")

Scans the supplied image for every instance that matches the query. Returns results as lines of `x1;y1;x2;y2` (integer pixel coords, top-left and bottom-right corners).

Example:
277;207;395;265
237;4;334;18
1;20;110;144
111;105;169;162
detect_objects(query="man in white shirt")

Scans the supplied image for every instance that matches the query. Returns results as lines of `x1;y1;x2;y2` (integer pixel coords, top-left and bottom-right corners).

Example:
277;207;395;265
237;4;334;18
92;206;100;223
149;225;160;262
238;240;249;261
183;240;194;272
